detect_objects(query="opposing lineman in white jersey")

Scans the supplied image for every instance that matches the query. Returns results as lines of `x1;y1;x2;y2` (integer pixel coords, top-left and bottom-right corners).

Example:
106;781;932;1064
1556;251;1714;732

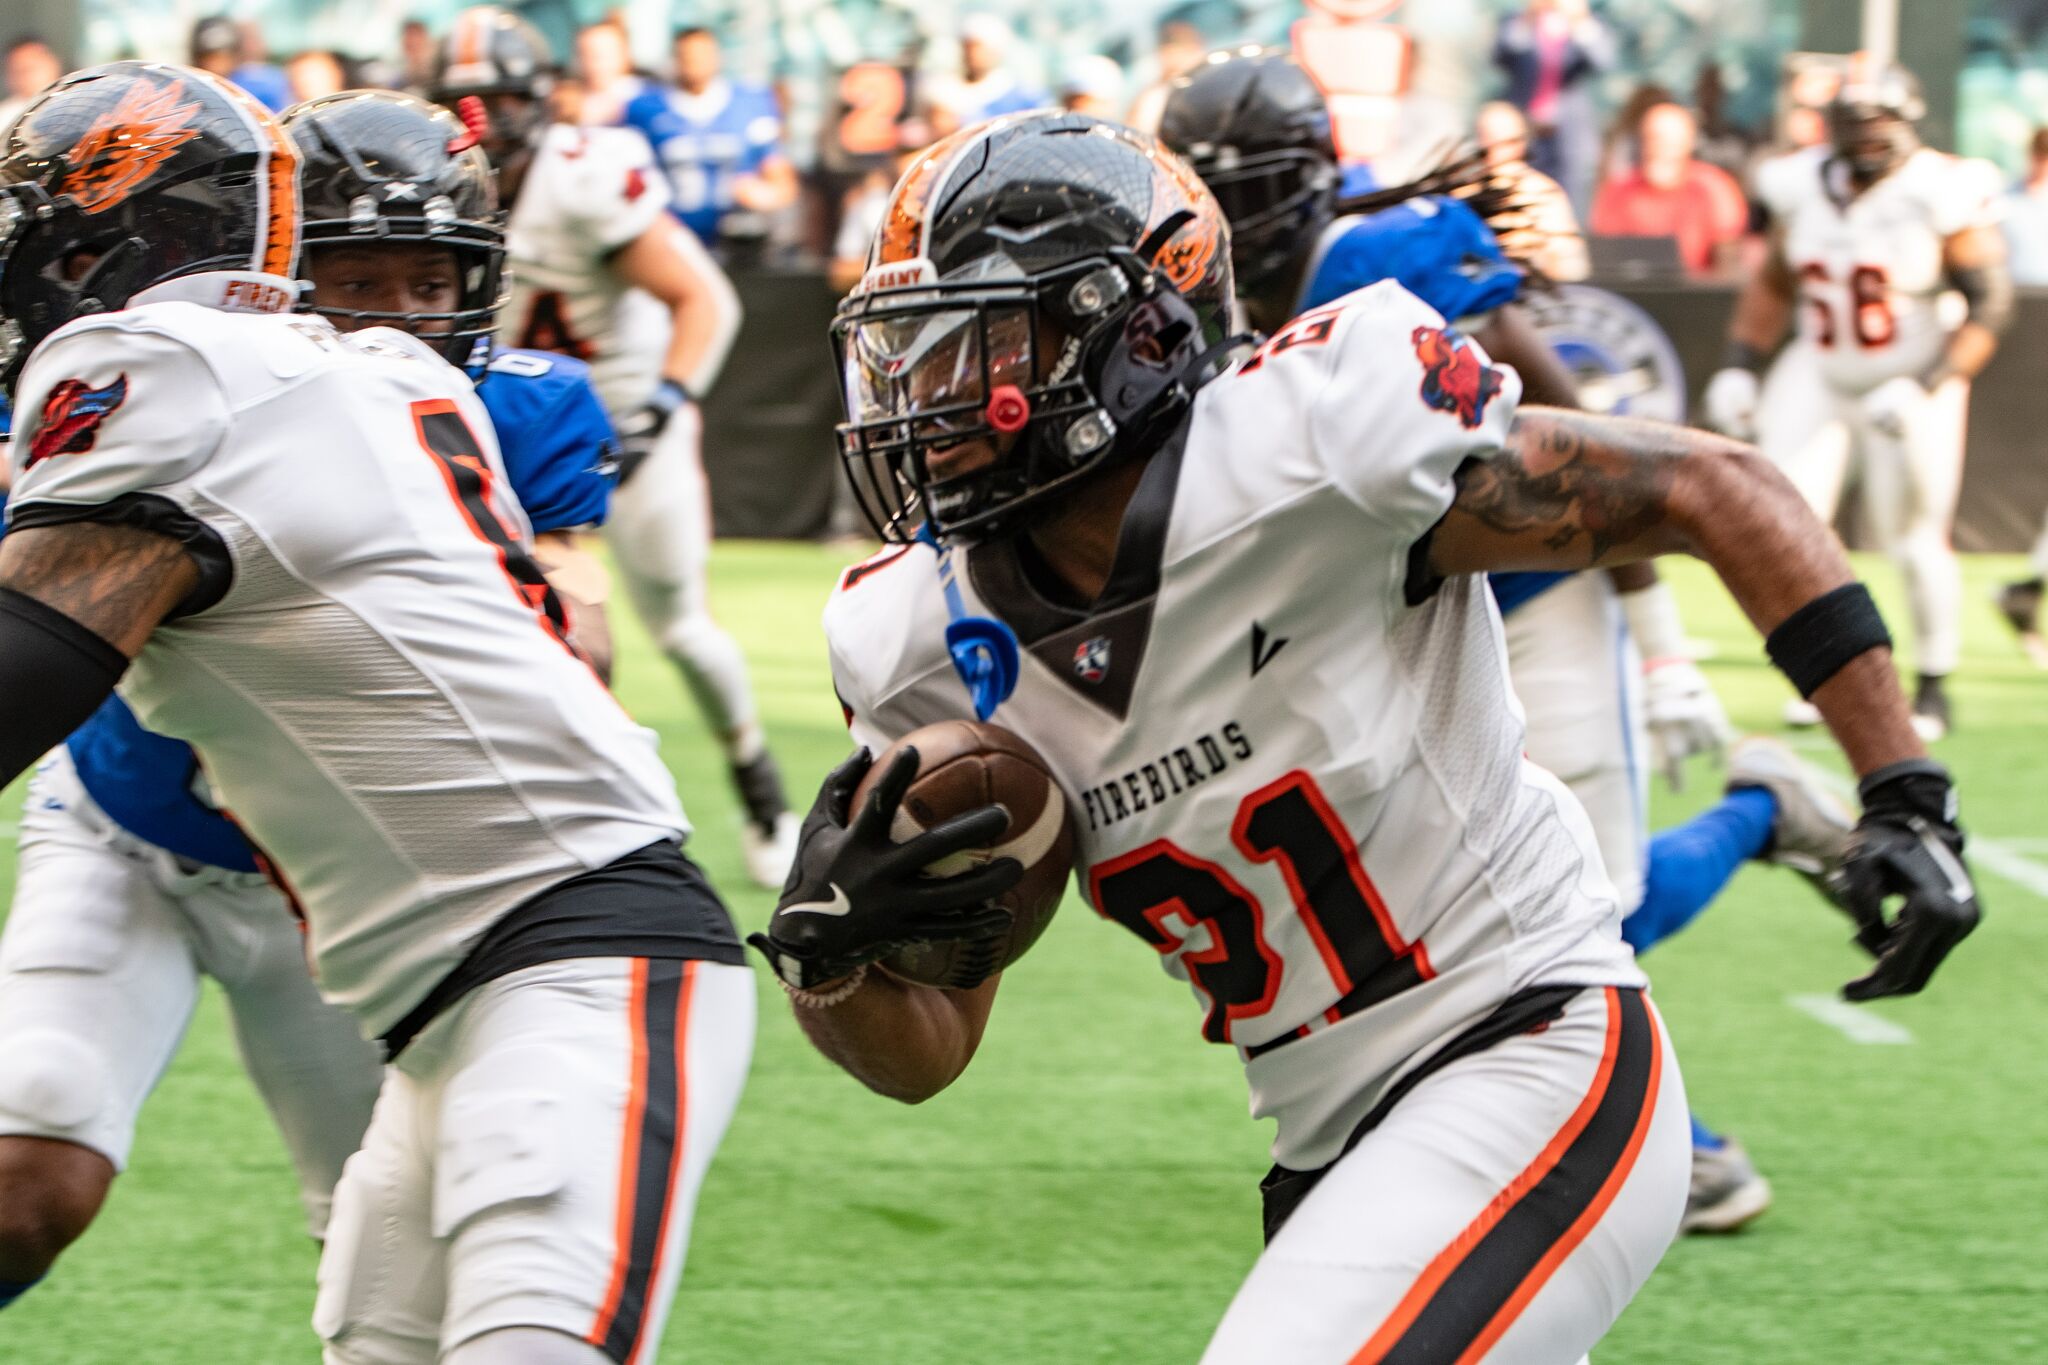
434;5;798;887
0;63;752;1365
1704;61;2012;740
745;113;1979;1364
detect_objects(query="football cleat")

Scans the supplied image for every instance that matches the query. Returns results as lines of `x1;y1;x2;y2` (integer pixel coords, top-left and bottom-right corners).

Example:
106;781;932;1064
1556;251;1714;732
1910;674;1951;744
1682;1137;1773;1234
1726;736;1855;910
1781;697;1822;729
733;751;797;889
1994;579;2048;668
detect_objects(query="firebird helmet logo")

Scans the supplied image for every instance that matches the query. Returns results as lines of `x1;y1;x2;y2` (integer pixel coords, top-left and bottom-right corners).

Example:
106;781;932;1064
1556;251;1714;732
1073;635;1111;683
28;375;130;467
1412;324;1503;429
65;77;206;215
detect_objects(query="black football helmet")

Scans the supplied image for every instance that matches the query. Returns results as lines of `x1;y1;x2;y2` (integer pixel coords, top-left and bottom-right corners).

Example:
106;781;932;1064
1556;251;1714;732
1158;48;1339;294
284;90;507;367
0;61;300;394
430;7;556;169
1828;59;1924;185
831;112;1234;545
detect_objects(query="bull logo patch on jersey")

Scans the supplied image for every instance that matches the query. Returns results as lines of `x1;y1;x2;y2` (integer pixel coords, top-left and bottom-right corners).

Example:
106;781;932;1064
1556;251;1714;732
1073;635;1112;684
1411;325;1503;430
27;375;129;467
65;78;205;215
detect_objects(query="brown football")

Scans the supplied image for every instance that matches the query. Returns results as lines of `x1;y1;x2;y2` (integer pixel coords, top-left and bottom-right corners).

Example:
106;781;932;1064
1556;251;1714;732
851;720;1075;989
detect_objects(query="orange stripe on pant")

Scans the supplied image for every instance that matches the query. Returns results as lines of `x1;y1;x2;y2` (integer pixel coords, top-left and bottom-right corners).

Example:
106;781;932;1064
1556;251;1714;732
1348;986;1663;1365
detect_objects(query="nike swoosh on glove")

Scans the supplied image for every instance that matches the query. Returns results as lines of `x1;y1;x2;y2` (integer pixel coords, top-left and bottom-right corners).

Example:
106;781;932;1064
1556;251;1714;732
1837;759;1980;1001
749;746;1020;991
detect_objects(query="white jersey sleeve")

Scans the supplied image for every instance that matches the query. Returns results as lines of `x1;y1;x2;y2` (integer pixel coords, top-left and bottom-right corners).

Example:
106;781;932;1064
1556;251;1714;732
1303;281;1520;542
1752;148;1826;226
1924;155;2005;237
7;317;232;524
566;126;672;253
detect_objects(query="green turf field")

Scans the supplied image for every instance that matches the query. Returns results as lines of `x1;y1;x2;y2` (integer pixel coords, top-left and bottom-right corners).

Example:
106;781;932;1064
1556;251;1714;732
1;544;2043;1363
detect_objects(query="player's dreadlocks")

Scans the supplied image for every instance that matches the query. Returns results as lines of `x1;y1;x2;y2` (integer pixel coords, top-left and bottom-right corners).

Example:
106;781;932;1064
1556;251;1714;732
1335;144;1567;286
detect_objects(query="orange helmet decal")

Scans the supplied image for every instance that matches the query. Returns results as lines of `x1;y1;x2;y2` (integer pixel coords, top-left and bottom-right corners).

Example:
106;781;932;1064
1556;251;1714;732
66;76;204;214
206;66;300;277
1143;140;1223;293
874;126;979;267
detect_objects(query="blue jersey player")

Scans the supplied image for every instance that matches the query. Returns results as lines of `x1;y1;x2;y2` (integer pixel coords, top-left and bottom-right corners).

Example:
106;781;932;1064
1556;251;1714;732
1163;49;1868;1234
621;27;797;245
0;91;618;1310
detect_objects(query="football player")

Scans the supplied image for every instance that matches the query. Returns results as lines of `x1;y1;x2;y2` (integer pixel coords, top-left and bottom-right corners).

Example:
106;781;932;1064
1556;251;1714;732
0;87;624;1313
434;7;797;887
1704;60;2012;740
751;112;1977;1363
1161;50;1845;1231
0;64;776;1364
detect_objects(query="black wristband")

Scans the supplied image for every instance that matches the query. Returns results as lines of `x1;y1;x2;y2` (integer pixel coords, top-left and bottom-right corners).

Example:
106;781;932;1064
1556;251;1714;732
1765;582;1893;699
1858;758;1959;824
1723;340;1769;374
0;587;129;787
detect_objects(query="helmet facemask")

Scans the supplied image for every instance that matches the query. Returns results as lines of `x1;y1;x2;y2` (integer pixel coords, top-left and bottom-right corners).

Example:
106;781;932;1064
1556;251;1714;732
833;249;1209;546
1184;144;1337;292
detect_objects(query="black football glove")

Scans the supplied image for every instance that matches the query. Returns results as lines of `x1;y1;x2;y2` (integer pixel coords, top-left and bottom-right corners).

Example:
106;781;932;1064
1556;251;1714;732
748;747;1021;991
1836;759;1980;1001
615;378;690;485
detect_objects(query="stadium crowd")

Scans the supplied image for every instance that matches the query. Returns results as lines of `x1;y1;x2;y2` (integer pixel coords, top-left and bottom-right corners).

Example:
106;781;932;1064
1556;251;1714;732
12;6;2048;287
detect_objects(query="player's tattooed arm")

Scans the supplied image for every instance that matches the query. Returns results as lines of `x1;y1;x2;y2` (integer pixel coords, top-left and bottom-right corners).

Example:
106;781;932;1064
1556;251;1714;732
791;971;1002;1104
1432;405;1925;775
0;521;199;656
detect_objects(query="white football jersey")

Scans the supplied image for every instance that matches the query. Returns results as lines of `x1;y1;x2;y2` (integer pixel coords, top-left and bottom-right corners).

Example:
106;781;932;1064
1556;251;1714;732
6;292;687;1036
500;123;736;414
825;282;1643;1171
1763;146;2003;392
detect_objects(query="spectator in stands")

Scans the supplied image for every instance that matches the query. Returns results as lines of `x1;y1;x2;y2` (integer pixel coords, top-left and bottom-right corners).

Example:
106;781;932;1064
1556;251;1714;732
830;120;931;295
1477;99;1589;283
1126;20;1209;132
576;19;645;127
622;27;798;246
2004;127;2048;285
1590;100;1749;277
1492;0;1612;216
396;18;437;96
287;50;347;104
0;34;62;128
190;15;291;111
929;15;1047;128
1061;55;1125;119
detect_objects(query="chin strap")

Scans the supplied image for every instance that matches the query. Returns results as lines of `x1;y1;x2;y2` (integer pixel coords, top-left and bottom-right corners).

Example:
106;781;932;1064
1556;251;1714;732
917;523;1020;721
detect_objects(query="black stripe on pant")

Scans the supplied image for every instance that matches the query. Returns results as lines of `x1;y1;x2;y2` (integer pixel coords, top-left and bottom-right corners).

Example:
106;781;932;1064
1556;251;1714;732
599;959;686;1364
1375;986;1657;1365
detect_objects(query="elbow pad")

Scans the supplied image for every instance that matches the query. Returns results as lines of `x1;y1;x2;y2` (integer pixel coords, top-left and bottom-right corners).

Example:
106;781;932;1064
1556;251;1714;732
1950;262;2015;336
0;588;129;788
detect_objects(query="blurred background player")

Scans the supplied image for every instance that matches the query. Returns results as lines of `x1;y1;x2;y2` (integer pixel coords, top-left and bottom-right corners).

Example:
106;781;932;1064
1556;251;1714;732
1704;60;2012;741
1161;48;1865;1232
620;25;797;249
0;86;622;1311
435;7;798;886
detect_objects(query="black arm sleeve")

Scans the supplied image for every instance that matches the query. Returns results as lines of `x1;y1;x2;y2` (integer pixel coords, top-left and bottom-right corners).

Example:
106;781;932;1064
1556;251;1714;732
0;587;128;788
1948;260;2015;337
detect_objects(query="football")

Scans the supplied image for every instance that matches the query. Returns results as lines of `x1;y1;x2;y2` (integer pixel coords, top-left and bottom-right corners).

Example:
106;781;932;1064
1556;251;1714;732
851;719;1076;989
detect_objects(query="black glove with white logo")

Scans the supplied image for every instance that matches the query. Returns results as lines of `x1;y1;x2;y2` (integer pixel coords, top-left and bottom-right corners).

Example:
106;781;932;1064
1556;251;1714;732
748;747;1021;991
1836;759;1980;1001
615;377;690;485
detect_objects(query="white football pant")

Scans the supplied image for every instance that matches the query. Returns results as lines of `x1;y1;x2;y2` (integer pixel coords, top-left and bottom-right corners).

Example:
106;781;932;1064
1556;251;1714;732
1758;344;1967;677
1504;574;1650;913
1203;986;1688;1363
0;749;382;1235
603;402;761;761
315;956;755;1365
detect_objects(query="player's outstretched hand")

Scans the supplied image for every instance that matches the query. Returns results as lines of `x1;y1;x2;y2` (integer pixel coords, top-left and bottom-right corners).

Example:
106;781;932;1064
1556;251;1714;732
748;747;1020;991
1642;657;1732;791
1837;760;1980;1001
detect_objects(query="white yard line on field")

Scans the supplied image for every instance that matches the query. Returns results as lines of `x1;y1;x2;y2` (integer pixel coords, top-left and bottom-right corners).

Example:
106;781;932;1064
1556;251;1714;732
1787;993;1914;1045
1968;840;2048;902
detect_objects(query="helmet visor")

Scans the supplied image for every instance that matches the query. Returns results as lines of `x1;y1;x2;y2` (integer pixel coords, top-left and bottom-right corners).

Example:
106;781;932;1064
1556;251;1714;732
844;304;1035;434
